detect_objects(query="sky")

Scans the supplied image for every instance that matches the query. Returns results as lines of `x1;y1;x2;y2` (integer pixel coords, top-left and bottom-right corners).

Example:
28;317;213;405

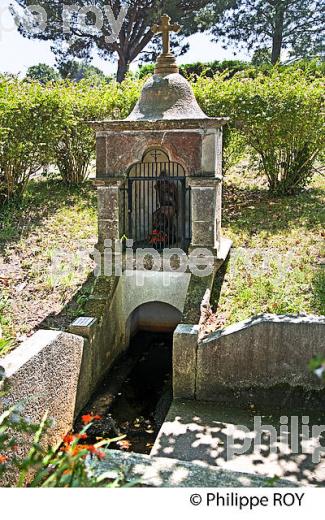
0;1;250;77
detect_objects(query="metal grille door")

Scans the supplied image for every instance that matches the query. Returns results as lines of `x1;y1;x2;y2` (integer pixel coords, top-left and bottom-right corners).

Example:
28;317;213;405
121;156;191;251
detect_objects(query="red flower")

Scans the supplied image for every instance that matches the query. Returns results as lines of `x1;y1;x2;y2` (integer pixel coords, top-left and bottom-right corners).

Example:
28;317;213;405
63;434;75;445
148;229;168;245
76;433;88;441
0;455;7;464
95;450;106;460
81;414;102;425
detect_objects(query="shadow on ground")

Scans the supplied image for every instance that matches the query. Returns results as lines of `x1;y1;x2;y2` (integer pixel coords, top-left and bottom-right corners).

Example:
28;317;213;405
223;183;324;236
152;400;325;487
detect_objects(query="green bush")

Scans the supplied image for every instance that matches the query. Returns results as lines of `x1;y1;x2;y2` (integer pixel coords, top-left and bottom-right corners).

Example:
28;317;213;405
0;78;142;195
194;68;324;194
0;65;323;201
0;79;62;203
138;60;249;80
53;78;141;186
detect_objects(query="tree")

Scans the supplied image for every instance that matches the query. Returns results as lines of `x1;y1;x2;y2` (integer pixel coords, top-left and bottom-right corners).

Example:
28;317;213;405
199;0;325;64
251;48;272;66
11;1;213;82
56;59;107;82
25;63;60;83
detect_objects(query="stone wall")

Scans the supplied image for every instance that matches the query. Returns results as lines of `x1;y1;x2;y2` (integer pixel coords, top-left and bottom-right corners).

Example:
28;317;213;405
94;125;224;252
69;272;191;412
0;330;84;485
173;314;325;402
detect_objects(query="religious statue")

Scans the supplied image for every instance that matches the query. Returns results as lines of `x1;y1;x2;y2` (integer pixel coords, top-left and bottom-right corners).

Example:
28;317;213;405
149;171;178;248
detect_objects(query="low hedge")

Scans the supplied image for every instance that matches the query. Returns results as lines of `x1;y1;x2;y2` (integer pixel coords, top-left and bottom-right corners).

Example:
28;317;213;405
0;64;323;203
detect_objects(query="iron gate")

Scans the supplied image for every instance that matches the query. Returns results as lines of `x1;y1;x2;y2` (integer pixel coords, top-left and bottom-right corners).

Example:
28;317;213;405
121;153;191;251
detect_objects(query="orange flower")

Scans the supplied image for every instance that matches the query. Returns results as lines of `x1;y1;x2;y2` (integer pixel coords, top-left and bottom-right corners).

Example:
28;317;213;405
0;455;7;464
63;434;75;445
76;433;88;441
81;414;102;425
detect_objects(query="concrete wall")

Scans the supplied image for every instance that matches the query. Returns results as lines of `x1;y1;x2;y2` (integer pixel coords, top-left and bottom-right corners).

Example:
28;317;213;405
173;314;325;401
0;330;84;485
109;271;191;352
70;272;190;411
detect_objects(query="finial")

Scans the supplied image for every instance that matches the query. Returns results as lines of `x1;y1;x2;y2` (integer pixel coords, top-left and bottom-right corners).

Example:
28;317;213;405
151;14;181;74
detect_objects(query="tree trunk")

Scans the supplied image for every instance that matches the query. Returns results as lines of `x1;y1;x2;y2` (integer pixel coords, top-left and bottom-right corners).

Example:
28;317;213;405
117;58;129;83
271;4;285;64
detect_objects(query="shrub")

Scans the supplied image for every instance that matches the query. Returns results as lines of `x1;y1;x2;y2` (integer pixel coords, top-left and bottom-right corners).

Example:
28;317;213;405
52;78;142;186
194;68;324;194
138;60;249;80
0;77;143;195
0;66;323;199
0;79;62;203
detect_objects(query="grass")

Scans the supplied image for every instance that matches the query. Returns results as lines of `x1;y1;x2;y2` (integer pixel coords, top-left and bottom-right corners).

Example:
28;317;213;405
0;177;97;354
213;167;325;324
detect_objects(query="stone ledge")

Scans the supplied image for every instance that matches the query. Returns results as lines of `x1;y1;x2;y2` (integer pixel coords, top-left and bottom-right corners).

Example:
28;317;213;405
89;118;229;133
89;449;296;488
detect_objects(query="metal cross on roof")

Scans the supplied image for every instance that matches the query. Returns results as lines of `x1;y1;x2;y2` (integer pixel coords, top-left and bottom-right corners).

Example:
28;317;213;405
152;14;181;56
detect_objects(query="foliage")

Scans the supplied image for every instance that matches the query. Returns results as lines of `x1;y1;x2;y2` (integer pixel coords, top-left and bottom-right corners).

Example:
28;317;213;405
0;78;62;203
0;77;142;192
26;61;109;85
52;77;141;185
193;67;324;194
309;355;325;381
0;407;124;487
26;64;60;84
12;0;212;82
138;59;249;79
56;60;108;83
251;48;272;66
0;64;323;197
199;0;324;64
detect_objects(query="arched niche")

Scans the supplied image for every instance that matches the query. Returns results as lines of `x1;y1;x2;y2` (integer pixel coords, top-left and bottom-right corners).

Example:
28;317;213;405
121;147;191;250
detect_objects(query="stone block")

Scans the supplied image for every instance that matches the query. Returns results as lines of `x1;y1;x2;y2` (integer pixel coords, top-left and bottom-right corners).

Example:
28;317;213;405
96;135;107;174
191;220;215;247
98;219;120;243
69;317;97;340
191;187;216;222
0;330;84;485
173;324;199;399
202;130;218;174
98;187;119;220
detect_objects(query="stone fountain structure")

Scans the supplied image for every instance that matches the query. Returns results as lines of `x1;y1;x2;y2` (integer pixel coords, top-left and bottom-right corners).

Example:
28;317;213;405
91;14;230;257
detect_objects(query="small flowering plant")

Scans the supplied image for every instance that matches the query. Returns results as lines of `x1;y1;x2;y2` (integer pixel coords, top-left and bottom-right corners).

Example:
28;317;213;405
0;407;125;487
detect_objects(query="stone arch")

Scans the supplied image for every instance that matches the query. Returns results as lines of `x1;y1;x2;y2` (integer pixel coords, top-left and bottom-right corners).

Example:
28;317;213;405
127;301;183;337
122;147;191;250
128;139;189;175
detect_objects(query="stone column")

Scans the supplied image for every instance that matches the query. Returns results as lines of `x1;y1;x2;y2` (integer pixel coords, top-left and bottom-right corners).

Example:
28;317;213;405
189;178;222;250
95;180;123;250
